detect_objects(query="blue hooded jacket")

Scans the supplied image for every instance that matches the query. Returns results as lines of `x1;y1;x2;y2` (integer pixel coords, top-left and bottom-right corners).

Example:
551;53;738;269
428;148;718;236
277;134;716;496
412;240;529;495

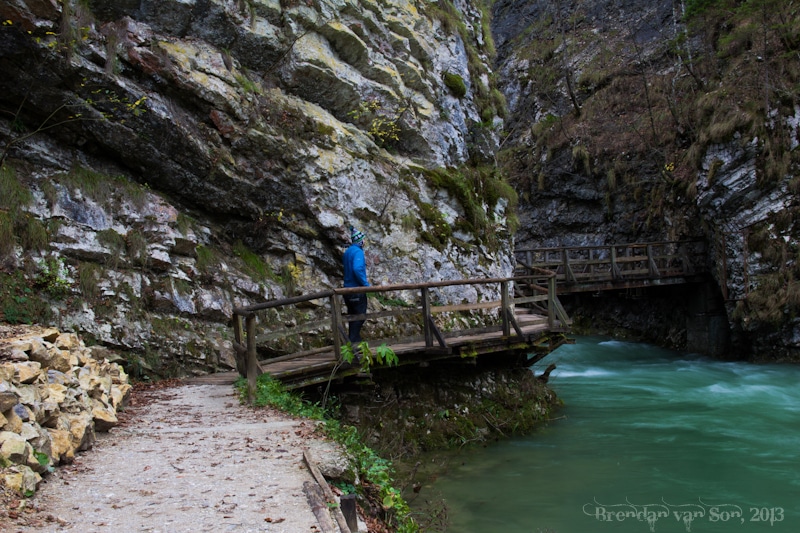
343;242;369;287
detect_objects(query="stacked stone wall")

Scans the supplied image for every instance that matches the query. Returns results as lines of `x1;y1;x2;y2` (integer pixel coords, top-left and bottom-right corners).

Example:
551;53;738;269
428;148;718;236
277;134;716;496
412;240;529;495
0;325;130;495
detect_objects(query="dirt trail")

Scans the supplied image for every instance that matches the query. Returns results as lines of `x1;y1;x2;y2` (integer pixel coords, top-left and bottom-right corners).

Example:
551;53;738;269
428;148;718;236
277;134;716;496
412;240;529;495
7;378;339;533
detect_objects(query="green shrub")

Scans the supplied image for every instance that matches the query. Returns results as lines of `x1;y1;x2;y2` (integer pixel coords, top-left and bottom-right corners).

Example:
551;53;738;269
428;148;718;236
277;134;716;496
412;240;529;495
126;230;149;267
443;72;467;98
35;256;70;299
61;165;113;202
196;244;218;273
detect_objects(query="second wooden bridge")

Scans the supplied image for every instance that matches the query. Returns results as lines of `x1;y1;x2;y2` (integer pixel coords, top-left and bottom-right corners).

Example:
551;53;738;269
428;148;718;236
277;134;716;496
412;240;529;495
515;240;708;294
232;272;571;396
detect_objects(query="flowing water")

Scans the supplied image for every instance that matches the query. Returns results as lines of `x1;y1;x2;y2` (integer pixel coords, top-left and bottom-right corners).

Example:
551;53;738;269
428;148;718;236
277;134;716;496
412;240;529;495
428;336;799;533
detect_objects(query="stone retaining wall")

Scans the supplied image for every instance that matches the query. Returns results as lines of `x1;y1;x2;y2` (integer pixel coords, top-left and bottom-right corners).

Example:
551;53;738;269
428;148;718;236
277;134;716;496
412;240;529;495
0;325;131;495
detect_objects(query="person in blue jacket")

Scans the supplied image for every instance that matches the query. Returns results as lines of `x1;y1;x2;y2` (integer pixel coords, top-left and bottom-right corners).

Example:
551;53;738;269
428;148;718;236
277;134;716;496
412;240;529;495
343;226;369;345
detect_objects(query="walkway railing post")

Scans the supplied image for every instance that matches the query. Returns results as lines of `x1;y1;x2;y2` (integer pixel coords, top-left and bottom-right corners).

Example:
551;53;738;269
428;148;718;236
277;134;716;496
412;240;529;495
232;313;246;377
611;246;619;279
421;287;433;347
547;276;556;328
245;314;258;405
647;244;660;277
501;281;511;337
331;294;342;358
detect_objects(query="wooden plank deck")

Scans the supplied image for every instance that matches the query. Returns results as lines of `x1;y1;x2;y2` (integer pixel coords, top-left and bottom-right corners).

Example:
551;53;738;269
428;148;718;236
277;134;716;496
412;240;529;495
232;274;572;397
260;312;562;389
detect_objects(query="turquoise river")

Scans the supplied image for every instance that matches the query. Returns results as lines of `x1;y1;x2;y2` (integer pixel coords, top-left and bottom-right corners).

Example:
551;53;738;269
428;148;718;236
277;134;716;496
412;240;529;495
429;336;799;533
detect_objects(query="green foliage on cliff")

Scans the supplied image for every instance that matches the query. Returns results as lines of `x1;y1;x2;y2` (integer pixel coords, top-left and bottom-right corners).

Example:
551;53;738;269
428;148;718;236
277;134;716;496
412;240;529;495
0;269;51;324
502;0;799;207
443;72;467;98
420;165;519;249
423;0;505;124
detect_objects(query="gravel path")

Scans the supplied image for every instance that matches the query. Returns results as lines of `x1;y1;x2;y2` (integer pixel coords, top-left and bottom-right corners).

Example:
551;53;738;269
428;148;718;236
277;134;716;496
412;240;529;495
8;380;338;533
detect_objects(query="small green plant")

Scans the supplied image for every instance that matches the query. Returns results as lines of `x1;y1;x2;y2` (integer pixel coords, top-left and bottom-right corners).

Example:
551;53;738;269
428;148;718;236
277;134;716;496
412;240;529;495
19;215;49;252
341;342;399;372
233;240;273;281
176;212;193;236
61;165;113;201
348;99;404;146
371;293;413;308
35;256;70;299
0;211;14;260
33;451;50;467
0;269;50;324
443;71;467;98
235;72;262;94
0;164;33;211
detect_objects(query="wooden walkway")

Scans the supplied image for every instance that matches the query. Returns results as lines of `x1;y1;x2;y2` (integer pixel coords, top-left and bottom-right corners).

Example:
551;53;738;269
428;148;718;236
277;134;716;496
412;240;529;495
515;240;708;294
232;274;571;394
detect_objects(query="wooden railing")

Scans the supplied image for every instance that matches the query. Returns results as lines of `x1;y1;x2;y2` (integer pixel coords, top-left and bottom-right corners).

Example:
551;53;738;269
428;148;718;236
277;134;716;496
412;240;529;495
515;241;706;289
231;272;567;401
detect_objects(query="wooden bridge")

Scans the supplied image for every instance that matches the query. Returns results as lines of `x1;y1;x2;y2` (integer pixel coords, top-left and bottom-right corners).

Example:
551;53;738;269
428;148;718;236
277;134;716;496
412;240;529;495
232;273;571;397
230;240;708;397
515;240;708;294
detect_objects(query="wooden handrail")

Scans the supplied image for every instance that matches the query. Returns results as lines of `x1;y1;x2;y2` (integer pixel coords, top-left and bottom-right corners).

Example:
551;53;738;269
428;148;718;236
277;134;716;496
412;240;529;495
233;273;555;316
515;239;704;254
233;271;569;402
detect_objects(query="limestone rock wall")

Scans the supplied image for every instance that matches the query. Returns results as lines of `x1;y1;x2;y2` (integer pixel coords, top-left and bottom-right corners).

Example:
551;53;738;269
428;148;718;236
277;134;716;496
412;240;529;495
491;0;800;359
0;0;514;374
0;325;131;495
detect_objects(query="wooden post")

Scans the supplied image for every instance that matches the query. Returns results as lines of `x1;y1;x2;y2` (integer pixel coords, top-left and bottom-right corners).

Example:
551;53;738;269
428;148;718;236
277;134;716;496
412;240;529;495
562;248;575;283
611;246;619;279
331;295;342;358
421;287;433;347
547;276;556;328
340;494;358;532
647;244;660;277
232;313;247;377
246;314;258;405
501;281;511;337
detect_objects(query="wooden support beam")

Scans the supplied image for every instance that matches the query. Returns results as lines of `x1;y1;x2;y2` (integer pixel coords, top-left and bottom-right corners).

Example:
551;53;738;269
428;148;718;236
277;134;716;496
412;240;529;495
331;295;343;357
304;450;351;533
246;314;259;404
501;281;511;337
233;314;246;377
422;287;433;348
303;481;338;533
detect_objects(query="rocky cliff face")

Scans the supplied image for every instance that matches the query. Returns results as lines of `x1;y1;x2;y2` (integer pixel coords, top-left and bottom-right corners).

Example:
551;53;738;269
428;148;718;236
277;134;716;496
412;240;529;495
492;0;800;359
0;0;514;375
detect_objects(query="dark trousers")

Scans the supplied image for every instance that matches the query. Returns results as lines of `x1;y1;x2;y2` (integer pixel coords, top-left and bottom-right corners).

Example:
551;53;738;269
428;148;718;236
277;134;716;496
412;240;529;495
344;293;367;345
